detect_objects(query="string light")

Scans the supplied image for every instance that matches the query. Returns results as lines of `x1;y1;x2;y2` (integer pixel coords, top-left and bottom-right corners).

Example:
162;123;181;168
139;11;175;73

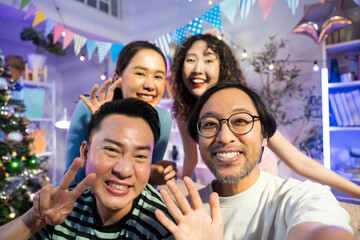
61;31;66;37
100;73;106;80
241;50;248;59
313;61;319;72
9;206;16;219
79;53;85;62
268;61;275;70
208;0;213;5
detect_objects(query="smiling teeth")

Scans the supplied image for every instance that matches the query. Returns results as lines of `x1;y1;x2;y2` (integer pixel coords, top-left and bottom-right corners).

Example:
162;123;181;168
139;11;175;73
192;79;205;83
138;94;154;100
216;152;240;158
108;182;129;190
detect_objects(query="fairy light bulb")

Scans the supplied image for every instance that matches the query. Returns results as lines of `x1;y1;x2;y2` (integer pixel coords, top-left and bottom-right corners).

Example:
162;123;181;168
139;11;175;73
79;54;85;62
313;61;319;72
208;0;213;5
62;31;66;37
268;61;275;70
9;206;16;218
242;50;248;59
100;73;106;81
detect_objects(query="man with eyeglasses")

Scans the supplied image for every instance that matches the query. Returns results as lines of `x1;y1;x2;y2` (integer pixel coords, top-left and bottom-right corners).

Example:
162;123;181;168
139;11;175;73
155;82;355;240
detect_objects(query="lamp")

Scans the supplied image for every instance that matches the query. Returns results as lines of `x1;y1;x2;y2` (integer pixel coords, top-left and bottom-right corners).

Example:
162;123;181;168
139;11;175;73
55;108;70;129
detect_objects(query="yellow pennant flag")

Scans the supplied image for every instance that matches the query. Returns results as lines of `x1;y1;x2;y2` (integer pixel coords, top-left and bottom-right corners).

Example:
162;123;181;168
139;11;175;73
32;9;47;28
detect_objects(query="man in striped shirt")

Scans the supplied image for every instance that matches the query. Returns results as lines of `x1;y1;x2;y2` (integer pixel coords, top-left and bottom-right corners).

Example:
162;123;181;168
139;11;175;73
1;98;174;239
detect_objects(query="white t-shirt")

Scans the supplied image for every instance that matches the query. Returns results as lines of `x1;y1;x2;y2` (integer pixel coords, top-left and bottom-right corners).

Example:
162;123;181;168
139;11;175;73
198;170;353;240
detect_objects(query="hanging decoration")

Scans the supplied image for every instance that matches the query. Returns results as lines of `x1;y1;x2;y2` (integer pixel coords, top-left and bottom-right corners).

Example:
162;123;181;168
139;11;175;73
220;0;238;24
292;1;353;44
259;0;275;20
73;35;87;56
31;9;46;28
17;0;319;65
62;29;75;50
44;18;56;36
86;39;97;61
202;4;222;30
286;0;299;15
239;0;257;22
110;44;124;63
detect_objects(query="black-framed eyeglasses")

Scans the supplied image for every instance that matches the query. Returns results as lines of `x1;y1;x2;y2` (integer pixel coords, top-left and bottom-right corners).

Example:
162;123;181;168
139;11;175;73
197;112;260;138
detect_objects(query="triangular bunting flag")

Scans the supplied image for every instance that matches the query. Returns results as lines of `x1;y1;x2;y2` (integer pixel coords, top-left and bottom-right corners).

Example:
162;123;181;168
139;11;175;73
45;19;56;36
53;24;65;44
110;44;124;63
286;0;299;15
96;41;112;64
220;0;237;24
202;4;222;31
154;33;172;58
239;0;257;22
86;39;97;61
170;27;187;45
32;9;46;28
23;2;37;20
74;35;87;56
20;0;30;10
187;17;203;35
62;29;75;50
259;0;275;20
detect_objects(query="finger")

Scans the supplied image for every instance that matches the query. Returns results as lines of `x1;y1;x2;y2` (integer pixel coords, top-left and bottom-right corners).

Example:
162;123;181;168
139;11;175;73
39;186;52;214
163;170;177;182
32;191;42;218
166;180;192;215
183;176;203;210
155;209;177;233
89;84;99;106
159;188;184;224
70;173;96;200
58;157;82;190
80;95;96;114
106;77;122;101
98;79;112;103
163;164;175;174
209;192;222;223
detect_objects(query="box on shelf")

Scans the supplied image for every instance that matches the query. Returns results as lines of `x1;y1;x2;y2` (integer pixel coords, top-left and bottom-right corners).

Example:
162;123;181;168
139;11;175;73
23;87;46;119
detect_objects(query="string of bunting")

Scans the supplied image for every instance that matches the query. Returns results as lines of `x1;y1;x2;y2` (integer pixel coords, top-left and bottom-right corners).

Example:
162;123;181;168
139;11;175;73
18;0;302;64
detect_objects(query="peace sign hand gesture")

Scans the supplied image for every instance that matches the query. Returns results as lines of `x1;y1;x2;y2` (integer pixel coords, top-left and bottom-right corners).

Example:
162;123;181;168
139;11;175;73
80;77;122;114
32;157;96;226
155;176;223;240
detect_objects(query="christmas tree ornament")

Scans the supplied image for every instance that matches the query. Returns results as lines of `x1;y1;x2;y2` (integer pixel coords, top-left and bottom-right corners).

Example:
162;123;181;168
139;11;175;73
0;106;11;119
0;77;7;89
24;127;33;136
38;174;50;185
7;131;23;143
27;155;40;169
6;158;22;174
14;83;23;91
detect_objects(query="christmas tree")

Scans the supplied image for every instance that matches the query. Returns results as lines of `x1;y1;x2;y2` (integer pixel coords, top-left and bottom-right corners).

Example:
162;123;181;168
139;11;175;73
0;50;48;224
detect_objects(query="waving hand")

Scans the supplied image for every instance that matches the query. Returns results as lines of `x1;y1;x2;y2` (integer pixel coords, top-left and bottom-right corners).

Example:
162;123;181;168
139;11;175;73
80;77;122;114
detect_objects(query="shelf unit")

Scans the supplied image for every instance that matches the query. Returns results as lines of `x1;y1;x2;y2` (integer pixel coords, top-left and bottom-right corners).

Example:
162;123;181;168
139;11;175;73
321;39;360;184
21;79;57;185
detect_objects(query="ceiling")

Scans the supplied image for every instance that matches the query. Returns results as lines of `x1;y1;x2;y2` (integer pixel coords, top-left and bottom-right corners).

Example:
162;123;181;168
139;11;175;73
26;0;223;43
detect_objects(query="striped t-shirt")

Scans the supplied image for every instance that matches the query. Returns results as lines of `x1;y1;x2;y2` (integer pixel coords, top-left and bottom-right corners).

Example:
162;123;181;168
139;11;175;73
31;184;174;239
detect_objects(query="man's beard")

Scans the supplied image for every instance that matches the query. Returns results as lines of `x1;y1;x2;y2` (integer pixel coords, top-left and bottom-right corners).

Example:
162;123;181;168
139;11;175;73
205;147;264;184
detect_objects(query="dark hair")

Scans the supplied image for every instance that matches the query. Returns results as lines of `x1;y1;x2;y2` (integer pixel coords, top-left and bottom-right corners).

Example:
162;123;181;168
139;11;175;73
88;98;160;145
171;34;247;123
188;82;276;143
112;41;168;99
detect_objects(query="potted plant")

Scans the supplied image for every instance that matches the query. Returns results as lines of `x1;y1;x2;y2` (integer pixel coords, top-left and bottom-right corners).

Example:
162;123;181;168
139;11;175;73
20;27;66;69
